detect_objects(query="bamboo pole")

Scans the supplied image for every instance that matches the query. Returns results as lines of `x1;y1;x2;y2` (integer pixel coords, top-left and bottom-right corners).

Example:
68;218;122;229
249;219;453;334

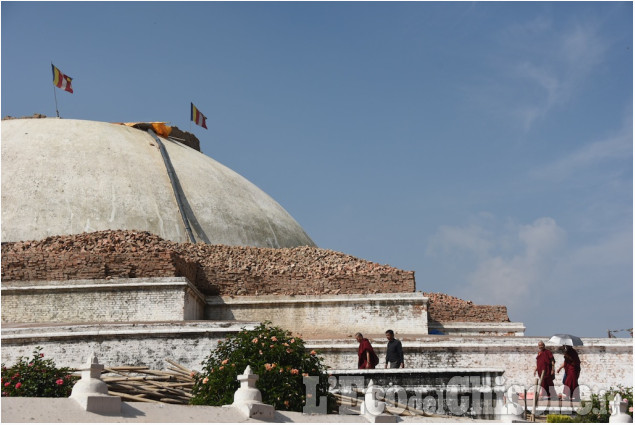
108;390;162;403
530;371;545;422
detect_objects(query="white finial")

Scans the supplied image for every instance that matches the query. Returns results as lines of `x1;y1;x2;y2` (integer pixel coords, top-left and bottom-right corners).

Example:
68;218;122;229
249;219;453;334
609;393;633;423
226;365;274;419
70;352;120;414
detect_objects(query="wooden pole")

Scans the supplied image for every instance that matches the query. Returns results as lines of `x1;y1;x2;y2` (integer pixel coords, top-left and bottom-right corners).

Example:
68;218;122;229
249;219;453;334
530;370;545;422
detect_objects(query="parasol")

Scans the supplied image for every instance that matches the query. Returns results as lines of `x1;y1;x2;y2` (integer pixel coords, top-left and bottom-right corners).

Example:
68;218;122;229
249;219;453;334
548;334;583;346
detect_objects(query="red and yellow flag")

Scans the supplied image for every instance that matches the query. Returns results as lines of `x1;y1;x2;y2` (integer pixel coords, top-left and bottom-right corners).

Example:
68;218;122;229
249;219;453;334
191;102;208;129
51;64;73;93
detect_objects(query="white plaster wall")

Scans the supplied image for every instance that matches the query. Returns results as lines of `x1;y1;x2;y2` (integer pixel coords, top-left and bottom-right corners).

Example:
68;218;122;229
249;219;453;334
1;278;205;324
2;323;630;399
0;321;258;371
206;292;428;337
308;337;633;398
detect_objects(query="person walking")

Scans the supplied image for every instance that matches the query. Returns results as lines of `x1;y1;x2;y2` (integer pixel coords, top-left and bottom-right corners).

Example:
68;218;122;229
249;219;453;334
534;341;556;400
355;332;379;369
385;329;404;369
557;345;581;401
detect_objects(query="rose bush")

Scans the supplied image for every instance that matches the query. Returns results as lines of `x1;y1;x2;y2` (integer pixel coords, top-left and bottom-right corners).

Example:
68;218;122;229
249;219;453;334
1;347;77;397
190;322;334;411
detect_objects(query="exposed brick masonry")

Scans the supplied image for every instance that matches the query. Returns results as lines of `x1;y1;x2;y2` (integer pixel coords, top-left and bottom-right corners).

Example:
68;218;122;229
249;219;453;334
2;230;510;322
1;230;413;296
424;292;510;323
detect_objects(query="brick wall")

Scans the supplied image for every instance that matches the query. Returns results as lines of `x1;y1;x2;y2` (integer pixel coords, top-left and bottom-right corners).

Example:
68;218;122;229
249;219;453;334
1;230;414;296
424;292;510;323
2;231;511;323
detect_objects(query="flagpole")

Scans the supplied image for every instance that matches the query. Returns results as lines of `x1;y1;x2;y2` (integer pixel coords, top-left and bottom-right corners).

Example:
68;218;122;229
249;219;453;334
52;85;60;118
51;62;60;118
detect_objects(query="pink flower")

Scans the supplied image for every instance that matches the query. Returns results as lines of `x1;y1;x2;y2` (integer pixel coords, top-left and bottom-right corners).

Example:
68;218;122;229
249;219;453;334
259;350;263;355
290;339;295;343
282;343;289;347
302;373;309;377
271;336;278;342
286;348;293;353
284;400;290;407
219;366;224;370
4;382;9;387
39;353;44;358
56;379;64;385
202;377;209;384
252;338;259;343
310;350;317;356
624;398;629;403
28;363;33;367
270;344;274;348
279;368;284;373
629;407;633;413
190;371;195;377
290;369;299;375
221;359;229;365
15;382;21;389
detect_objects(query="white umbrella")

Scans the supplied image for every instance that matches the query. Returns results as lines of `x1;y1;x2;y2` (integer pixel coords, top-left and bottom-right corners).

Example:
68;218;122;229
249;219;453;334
549;334;584;346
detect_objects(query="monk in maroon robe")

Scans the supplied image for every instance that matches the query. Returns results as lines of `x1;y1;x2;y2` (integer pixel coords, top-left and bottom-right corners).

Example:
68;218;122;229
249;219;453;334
557;346;581;401
534;341;556;399
355;332;378;369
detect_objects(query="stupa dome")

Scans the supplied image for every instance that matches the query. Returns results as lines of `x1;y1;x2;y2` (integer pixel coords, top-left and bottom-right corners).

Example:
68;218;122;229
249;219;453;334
1;118;315;248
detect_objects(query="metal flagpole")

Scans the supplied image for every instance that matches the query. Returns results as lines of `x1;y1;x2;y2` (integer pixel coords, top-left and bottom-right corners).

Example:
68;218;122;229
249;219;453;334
53;85;60;118
51;62;60;118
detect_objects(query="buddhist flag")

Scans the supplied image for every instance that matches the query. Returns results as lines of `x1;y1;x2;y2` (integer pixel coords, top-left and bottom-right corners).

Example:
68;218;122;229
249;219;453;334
191;102;208;129
51;64;73;93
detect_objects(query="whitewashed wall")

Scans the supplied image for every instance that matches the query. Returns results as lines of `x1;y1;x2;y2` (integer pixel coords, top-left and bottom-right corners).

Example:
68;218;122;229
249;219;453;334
206;292;428;337
1;278;206;324
308;336;633;398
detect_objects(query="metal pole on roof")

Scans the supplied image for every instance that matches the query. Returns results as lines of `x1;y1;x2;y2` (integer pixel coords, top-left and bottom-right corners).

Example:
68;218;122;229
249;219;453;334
51;62;60;118
52;84;60;118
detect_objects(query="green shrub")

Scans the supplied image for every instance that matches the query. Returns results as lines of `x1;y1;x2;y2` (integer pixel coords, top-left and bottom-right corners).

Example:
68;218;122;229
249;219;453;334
547;414;575;422
1;347;78;397
190;322;333;411
574;386;633;422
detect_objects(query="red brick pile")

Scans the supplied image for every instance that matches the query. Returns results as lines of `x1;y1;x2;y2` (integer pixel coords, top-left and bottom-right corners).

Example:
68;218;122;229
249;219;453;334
423;292;509;323
1;230;414;296
1;231;198;284
2;230;511;322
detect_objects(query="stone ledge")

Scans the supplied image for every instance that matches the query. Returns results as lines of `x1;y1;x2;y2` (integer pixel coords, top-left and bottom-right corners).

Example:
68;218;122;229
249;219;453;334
1;321;259;342
428;321;526;336
306;337;634;349
1;277;205;304
328;368;506;374
207;292;427;306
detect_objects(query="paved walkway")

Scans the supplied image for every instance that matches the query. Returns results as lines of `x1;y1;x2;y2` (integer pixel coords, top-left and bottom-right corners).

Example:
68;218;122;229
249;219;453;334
2;398;497;423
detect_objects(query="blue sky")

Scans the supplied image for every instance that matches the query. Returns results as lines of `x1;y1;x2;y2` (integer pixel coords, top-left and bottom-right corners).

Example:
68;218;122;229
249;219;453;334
2;2;632;338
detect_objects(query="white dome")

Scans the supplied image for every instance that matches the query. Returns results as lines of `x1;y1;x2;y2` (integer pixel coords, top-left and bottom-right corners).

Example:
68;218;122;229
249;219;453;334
1;118;315;248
